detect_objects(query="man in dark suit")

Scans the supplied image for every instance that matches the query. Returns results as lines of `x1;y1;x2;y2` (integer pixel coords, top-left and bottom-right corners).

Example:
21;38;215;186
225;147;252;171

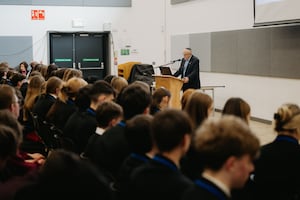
173;48;200;91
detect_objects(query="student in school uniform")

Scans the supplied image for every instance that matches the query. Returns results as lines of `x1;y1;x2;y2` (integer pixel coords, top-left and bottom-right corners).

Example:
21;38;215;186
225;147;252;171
252;103;300;200
150;87;171;115
32;77;63;120
83;101;123;158
63;80;115;154
83;82;152;180
117;114;153;199
181;90;214;181
222;97;251;124
182;116;260;200
128;109;193;200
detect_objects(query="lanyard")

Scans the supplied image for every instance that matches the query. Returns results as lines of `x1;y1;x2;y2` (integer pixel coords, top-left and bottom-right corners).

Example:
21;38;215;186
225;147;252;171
118;121;126;127
66;98;75;105
275;135;298;145
130;153;149;163
153;155;178;172
195;179;227;200
86;108;96;116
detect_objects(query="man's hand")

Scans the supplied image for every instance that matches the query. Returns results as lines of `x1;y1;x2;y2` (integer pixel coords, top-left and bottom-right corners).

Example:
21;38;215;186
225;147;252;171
182;77;189;83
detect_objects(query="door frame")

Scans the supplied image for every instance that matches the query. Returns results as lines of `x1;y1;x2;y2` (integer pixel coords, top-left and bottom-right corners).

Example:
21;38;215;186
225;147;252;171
47;31;112;76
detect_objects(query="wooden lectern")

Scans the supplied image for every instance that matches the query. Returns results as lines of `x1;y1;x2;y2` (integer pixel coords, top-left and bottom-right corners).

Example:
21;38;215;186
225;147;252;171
154;75;183;109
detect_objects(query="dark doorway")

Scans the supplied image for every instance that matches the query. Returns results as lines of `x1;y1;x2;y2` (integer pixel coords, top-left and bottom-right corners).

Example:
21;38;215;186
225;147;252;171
49;32;110;80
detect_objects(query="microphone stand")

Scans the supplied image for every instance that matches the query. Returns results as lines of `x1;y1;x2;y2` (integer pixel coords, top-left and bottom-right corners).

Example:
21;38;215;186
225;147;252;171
157;60;178;68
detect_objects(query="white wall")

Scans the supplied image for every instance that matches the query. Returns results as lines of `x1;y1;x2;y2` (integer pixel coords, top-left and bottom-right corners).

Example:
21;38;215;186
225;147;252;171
0;0;299;121
0;0;166;74
165;0;300;121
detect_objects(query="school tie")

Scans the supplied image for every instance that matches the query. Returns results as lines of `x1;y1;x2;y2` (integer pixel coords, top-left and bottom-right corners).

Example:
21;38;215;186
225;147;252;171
183;60;189;77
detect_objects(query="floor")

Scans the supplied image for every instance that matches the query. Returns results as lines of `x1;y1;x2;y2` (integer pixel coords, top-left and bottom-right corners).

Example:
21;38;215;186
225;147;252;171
249;119;276;146
214;112;276;146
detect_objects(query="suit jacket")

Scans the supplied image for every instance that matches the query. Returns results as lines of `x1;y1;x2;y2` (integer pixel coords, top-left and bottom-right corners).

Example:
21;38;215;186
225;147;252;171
46;99;77;130
118;153;151;199
128;155;193;200
63;108;97;154
252;135;300;200
84;122;130;179
32;94;56;120
182;177;230;200
173;55;200;91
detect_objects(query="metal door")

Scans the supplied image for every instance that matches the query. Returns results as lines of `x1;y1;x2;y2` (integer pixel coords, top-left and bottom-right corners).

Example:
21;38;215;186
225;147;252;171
49;32;109;80
75;33;108;80
49;33;74;68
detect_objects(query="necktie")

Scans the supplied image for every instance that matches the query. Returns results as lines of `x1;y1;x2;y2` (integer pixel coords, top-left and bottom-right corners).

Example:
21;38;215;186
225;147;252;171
183;60;189;77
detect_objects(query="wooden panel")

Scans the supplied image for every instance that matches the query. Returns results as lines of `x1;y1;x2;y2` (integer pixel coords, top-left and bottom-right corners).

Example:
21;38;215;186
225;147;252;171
154;75;183;109
237;28;271;76
211;31;237;73
271;25;300;78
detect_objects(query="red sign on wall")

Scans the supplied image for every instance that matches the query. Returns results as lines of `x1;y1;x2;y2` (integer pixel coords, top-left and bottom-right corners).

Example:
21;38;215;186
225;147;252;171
31;10;45;20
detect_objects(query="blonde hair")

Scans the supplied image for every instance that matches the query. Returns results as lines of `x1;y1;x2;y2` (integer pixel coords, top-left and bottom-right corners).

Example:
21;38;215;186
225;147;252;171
62;69;82;82
111;77;128;96
274;103;300;133
194;116;260;170
40;65;48;78
59;77;88;103
23;75;45;121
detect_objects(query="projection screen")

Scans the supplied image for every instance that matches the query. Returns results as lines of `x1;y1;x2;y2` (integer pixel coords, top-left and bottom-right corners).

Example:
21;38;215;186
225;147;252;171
254;0;300;26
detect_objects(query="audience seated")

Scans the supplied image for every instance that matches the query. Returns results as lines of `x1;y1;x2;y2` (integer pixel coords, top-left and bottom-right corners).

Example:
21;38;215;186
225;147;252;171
74;84;92;112
222;97;251;124
252;103;300;200
128;109;193;200
17;62;29;77
0;62;10;85
51;68;67;80
0;124;19;172
63;80;115;153
181;88;195;110
32;76;63;120
45;64;58;81
181;90;214;181
4;60;300;200
62;68;82;82
20;75;46;154
84;82;151;182
0;85;20;119
0;110;44;200
184;90;214;130
103;74;116;84
150;87;171;115
182;116;260;200
10;73;26;108
14;150;112;200
111;76;128;97
46;77;87;130
118;114;153;199
84;101;123;157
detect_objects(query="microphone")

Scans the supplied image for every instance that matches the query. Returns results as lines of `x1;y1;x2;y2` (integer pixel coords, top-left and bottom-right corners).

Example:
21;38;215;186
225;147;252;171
171;59;181;63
